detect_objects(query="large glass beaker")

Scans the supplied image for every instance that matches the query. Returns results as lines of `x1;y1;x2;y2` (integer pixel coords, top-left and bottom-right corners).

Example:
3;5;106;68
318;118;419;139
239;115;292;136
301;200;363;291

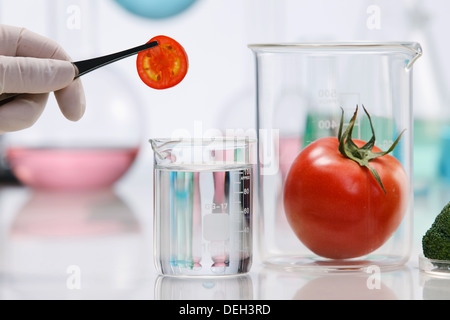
249;42;422;271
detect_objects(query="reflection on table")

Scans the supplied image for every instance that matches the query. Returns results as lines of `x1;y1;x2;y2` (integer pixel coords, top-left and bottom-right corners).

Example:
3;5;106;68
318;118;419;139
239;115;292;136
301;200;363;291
255;265;414;300
155;274;253;300
0;188;153;300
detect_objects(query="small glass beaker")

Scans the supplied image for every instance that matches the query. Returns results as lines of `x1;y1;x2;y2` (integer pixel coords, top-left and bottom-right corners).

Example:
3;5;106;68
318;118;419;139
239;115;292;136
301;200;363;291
249;42;422;271
150;137;255;276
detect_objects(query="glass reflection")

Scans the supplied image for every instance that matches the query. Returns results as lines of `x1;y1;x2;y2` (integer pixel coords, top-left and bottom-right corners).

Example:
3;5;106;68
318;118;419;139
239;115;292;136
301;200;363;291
256;265;414;300
155;274;253;300
0;188;151;300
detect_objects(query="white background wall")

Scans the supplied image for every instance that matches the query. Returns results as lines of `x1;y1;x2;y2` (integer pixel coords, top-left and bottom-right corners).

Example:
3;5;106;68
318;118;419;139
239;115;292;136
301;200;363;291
1;0;449;184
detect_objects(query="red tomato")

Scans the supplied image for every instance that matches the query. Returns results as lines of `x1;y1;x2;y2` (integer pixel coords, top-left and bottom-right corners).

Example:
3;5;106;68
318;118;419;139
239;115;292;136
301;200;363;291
283;111;409;260
136;35;188;89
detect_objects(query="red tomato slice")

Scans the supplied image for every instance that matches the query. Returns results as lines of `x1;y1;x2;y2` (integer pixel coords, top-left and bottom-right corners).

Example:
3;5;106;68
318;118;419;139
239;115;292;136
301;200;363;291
136;35;188;89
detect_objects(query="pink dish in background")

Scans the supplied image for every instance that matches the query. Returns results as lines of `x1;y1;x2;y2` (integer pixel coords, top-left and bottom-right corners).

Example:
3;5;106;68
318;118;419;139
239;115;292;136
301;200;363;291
7;147;139;190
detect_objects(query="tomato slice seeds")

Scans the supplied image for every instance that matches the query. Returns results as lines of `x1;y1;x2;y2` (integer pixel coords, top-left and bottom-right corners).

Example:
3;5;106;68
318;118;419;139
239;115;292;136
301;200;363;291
136;35;188;89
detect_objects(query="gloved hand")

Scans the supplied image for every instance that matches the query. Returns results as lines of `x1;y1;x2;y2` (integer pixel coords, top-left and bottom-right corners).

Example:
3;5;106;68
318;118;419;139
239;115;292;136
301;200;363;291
0;24;85;133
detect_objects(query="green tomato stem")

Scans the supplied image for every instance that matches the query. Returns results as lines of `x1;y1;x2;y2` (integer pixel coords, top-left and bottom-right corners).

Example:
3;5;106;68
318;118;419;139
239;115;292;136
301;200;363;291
337;105;405;194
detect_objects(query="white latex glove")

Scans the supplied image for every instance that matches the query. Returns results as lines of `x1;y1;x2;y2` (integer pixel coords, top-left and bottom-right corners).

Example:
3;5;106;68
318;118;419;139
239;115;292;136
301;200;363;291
0;24;85;133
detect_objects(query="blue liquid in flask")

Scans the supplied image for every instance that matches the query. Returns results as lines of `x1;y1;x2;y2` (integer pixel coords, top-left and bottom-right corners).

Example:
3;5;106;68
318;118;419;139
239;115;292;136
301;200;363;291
114;0;197;19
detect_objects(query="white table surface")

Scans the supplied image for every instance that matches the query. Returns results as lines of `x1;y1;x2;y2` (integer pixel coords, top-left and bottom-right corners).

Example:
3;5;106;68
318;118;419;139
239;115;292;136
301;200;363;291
0;177;449;301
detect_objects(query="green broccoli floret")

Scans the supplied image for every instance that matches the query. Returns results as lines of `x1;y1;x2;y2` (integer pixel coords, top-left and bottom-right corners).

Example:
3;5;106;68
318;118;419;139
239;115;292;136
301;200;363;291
422;201;450;262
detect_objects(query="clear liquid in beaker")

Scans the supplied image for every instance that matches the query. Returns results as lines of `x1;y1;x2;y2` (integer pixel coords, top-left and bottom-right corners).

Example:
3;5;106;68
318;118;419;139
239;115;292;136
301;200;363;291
154;165;252;276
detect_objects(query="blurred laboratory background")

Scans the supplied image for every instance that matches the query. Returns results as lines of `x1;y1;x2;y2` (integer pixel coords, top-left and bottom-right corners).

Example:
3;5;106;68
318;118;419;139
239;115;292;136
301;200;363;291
0;0;450;299
0;0;449;192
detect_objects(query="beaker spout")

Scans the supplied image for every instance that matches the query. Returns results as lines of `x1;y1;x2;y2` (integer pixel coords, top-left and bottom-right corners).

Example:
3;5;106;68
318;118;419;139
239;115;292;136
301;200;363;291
149;138;180;163
404;42;423;69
